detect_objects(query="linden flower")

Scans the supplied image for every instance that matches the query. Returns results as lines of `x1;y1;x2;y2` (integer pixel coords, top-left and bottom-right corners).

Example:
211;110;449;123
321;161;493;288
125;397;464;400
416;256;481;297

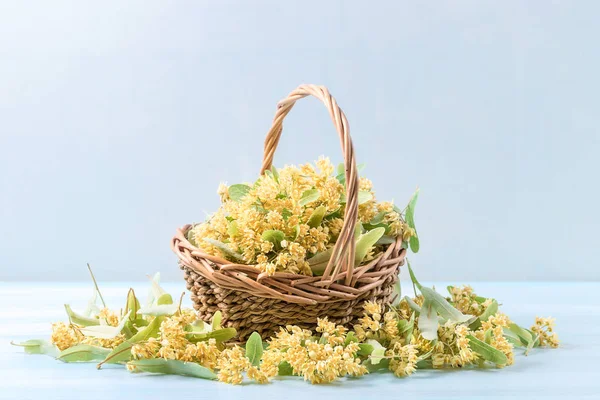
188;157;409;276
50;322;80;351
532;317;560;348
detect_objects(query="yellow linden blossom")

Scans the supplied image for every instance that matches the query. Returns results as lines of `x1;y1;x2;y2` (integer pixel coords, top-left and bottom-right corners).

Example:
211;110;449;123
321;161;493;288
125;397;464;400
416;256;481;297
531;317;559;348
50;322;80;351
216;346;250;385
431;321;478;368
189;158;411;276
97;308;120;326
388;343;418;377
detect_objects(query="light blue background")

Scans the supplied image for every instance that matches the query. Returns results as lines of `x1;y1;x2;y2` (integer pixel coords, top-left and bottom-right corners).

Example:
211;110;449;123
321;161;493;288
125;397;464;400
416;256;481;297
1;1;598;282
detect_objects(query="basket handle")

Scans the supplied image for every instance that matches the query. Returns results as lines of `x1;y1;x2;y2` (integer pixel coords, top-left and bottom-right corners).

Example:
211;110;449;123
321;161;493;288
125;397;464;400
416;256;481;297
259;84;359;286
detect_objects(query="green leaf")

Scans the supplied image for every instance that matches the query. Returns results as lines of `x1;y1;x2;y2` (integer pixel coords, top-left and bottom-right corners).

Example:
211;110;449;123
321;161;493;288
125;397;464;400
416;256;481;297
307;247;333;276
187;327;237;343
146;272;163;307
100;316;164;365
11;339;58;357
467;334;508;365
344;332;359;345
278;361;294;376
404;296;422;314
418;299;438;340
502;327;524;347
405;188;420;253
365;339;386;365
203;238;244;261
125;289;140;322
357;343;374;356
362;358;390;373
129;359;217;380
508;323;533;347
370;212;387;225
270;166;279;183
391;277;402;306
58;344;111;363
409;235;420;253
281;208;292;220
376;235;396;245
245;332;263;367
228;184;251;202
421;287;471;323
261;230;285;248
299;189;320;206
479;299;498;322
406;260;422;290
358;191;373;205
211;311;222;330
64;304;100;326
227;220;239;237
157;293;174;305
354;227;385;266
307;205;327;228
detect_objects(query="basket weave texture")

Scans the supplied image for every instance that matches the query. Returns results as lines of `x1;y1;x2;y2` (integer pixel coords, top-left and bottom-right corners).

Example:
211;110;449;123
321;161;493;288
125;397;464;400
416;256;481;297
171;84;407;340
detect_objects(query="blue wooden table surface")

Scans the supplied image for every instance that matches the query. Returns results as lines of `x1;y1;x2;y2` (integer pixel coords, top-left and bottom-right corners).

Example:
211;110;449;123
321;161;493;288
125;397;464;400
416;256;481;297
1;281;598;400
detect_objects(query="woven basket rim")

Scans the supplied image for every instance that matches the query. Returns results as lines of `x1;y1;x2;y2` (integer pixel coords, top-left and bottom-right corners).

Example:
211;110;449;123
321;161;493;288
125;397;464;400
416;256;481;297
172;224;406;305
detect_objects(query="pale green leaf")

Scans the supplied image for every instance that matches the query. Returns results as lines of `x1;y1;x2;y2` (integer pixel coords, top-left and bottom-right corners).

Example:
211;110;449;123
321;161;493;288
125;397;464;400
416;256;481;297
211;311;222;330
129;359;217;380
479;299;498;322
157;293;174;305
354;227;385;266
271;166;279;183
203;238;244;261
58;344;110;363
404;296;422;314
418;299;438;340
245;332;263;367
421;287;471;323
358;191;373;205
376;235;396;245
391;277;402;306
406;260;422;290
100;316;164;365
467;334;508;365
228;184;251;202
80;311;131;339
261;230;285;248
125;289;140;322
146;272;162;307
366;339;386;365
11;339;58;357
227;220;239;237
307;205;327;228
137;303;178;317
508;323;533;346
187;327;237;343
64;304;99;326
83;290;100;316
299;189;320;206
405;188;420;253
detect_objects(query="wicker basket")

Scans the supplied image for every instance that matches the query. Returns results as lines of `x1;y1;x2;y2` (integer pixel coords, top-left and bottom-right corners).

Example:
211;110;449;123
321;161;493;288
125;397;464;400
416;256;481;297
171;84;407;341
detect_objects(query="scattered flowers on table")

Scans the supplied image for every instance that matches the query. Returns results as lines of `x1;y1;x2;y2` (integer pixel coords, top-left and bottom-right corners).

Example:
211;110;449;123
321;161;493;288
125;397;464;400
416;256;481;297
12;267;559;385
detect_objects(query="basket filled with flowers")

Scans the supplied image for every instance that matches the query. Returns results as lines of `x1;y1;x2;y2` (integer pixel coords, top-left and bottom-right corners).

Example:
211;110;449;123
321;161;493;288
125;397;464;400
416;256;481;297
171;84;419;340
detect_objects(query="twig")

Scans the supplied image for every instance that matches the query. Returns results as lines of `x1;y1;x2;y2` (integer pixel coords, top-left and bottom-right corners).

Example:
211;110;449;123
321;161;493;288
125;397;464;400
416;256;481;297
87;263;106;308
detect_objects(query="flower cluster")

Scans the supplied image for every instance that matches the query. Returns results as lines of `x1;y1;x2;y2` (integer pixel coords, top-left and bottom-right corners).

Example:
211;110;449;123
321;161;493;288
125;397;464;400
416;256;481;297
25;271;560;386
188;158;414;276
